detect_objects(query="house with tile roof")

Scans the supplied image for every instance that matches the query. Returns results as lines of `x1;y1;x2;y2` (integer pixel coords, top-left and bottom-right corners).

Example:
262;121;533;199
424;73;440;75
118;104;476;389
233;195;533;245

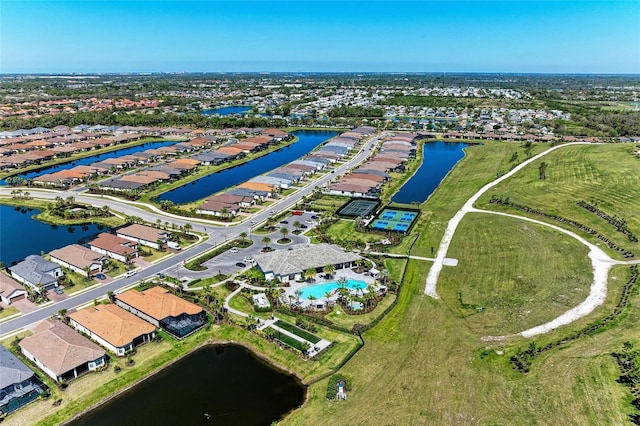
19;319;106;382
115;286;206;339
116;224;169;250
49;244;106;278
68;304;156;356
0;273;27;305
89;233;138;263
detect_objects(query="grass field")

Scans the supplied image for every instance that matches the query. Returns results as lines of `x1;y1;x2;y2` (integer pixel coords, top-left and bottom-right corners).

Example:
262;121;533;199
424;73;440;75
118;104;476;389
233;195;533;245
282;141;639;425
437;213;592;336
476;144;640;260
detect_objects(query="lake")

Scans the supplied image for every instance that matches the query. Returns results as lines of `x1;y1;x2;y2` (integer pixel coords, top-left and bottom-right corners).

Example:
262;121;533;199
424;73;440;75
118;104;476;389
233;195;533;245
392;141;470;204
67;344;306;426
156;130;339;204
1;140;179;185
202;106;252;116
0;204;108;265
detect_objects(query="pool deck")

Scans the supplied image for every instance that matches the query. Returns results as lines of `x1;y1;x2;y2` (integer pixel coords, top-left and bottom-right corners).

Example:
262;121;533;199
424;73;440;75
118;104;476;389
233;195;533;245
281;269;377;310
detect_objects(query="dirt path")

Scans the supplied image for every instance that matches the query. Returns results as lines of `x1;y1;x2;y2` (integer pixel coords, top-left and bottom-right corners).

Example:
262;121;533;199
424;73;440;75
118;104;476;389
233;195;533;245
423;142;629;338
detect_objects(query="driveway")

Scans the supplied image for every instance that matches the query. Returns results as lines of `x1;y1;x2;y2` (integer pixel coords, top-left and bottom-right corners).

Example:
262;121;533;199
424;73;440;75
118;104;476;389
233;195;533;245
11;298;39;314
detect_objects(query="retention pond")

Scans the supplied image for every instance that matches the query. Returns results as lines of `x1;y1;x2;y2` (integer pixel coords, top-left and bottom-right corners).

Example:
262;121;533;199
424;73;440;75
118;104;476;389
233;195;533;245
392;141;469;204
67;344;306;426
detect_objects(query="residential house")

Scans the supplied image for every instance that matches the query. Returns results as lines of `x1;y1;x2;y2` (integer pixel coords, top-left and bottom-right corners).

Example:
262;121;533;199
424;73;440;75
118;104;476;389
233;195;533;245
89;233;139;263
68;304;156;356
49;244;106;278
116;224;169;250
0;273;27;305
9;255;63;293
0;345;45;414
19;319;106;382
115;286;207;339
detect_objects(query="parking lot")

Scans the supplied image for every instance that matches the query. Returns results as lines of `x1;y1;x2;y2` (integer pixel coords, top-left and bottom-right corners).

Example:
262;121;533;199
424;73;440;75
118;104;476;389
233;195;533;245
167;210;320;282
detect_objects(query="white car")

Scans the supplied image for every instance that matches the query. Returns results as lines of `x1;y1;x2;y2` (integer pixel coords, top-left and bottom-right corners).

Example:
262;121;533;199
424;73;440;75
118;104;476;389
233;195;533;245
124;270;137;278
229;248;239;253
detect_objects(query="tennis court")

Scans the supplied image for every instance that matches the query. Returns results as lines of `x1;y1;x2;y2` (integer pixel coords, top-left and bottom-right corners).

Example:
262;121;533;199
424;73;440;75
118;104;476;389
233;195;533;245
370;208;418;232
336;198;380;218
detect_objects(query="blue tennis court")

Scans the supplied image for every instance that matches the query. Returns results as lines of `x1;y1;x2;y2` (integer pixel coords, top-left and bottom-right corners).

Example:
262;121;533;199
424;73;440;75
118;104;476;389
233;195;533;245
370;208;418;233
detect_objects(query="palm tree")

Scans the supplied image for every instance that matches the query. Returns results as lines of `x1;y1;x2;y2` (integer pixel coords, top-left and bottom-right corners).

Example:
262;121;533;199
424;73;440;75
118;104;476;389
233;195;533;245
239;231;248;246
308;295;317;311
261;236;271;251
183;223;193;234
280;227;289;242
323;264;336;278
304;268;316;282
324;291;332;308
293;220;302;243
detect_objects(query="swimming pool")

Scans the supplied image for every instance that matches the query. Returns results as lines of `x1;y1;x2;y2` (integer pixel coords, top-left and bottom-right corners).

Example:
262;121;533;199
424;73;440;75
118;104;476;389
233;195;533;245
298;279;367;300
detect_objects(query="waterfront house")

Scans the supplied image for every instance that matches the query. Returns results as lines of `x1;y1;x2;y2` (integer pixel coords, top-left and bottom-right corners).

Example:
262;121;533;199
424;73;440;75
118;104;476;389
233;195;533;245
49;244;106;278
19;319;106;382
0;273;27;305
68;304;156;356
0;345;45;414
116;224;169;250
9;255;63;293
89;233;139;263
115;286;207;339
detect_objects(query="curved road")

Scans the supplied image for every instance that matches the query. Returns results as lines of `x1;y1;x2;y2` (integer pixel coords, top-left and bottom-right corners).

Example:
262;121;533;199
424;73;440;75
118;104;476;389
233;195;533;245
0;132;386;337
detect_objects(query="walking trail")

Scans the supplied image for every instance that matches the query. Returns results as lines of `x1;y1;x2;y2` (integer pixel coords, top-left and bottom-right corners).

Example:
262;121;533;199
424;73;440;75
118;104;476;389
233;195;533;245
424;142;633;339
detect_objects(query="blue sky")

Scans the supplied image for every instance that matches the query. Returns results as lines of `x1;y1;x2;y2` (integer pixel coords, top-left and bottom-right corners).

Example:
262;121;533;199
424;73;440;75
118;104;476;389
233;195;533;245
2;1;639;73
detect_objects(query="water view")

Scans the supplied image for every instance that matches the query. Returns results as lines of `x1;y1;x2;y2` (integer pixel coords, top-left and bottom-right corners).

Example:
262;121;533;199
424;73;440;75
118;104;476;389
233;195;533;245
392;141;470;204
68;345;305;426
0;205;108;265
0;140;179;185
202;106;252;116
157;129;339;204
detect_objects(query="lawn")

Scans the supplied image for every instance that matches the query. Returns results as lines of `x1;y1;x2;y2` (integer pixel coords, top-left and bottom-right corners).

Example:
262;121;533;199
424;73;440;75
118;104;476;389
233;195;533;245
438;213;592;336
283;141;638;425
325;293;396;330
0;306;20;321
476;143;640;260
283;260;634;426
275;320;321;343
324;220;383;246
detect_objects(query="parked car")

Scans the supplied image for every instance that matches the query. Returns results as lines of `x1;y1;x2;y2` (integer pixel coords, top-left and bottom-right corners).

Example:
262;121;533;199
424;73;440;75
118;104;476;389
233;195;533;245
95;273;107;280
229;248;239;253
54;287;64;295
235;262;246;268
310;215;319;219
280;220;289;224
300;224;308;229
243;256;254;263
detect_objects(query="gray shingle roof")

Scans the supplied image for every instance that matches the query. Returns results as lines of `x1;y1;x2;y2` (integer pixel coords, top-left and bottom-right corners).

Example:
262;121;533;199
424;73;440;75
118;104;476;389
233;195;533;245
254;244;359;277
9;255;59;287
0;345;34;389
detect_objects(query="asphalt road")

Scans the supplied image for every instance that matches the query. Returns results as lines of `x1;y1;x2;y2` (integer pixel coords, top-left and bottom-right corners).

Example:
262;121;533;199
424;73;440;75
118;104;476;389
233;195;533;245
0;132;386;336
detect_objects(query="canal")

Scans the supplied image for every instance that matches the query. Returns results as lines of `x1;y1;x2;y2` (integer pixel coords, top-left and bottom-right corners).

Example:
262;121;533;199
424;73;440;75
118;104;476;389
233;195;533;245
1;140;179;185
156;129;338;204
392;141;470;204
0;204;108;265
202;106;252;116
67;345;306;426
